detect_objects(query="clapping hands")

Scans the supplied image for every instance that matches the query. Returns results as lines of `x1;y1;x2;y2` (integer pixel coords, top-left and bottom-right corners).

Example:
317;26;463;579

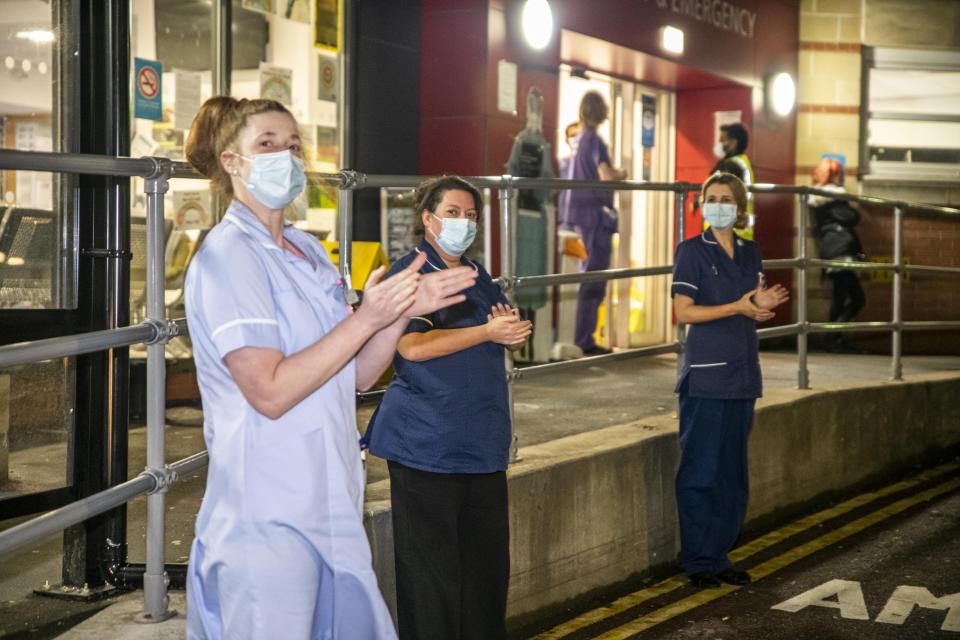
357;253;478;329
485;303;533;348
737;274;790;323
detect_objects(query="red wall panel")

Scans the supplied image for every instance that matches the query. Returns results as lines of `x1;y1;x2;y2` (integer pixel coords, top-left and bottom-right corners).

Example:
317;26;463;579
421;0;799;282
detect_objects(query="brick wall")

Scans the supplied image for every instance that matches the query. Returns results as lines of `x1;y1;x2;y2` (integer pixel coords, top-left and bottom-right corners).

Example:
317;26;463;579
850;204;960;354
795;0;960;354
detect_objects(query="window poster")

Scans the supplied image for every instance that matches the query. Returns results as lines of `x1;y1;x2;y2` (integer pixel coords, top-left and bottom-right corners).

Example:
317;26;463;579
279;0;311;23
173;190;213;230
241;0;274;16
314;0;340;52
259;62;293;106
380;188;421;264
174;70;203;131
318;55;338;103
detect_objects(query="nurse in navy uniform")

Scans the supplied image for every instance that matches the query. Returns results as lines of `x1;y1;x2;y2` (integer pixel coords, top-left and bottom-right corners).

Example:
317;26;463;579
366;176;532;640
670;171;790;588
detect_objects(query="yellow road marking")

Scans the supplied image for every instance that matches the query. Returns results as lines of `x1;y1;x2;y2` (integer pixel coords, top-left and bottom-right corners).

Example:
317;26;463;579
532;460;960;640
593;475;960;639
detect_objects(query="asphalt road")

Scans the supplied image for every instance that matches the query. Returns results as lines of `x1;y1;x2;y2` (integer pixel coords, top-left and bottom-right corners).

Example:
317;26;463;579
525;461;960;639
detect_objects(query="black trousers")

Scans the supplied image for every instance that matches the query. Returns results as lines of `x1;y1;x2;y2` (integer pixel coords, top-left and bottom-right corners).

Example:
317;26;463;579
828;270;865;323
388;460;510;640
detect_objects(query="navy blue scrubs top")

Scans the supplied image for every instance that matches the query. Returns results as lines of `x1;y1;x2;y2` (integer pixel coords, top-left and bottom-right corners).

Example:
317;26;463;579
671;228;764;400
366;241;512;474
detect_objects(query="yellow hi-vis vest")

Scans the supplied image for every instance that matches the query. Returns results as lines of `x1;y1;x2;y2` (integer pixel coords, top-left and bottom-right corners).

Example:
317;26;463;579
703;153;756;240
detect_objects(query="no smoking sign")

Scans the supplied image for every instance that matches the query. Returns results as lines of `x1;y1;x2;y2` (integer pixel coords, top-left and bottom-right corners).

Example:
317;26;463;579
138;66;159;99
134;57;163;121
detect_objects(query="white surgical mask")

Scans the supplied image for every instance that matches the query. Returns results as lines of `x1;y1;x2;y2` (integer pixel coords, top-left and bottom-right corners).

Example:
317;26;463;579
713;142;726;159
237;149;306;210
430;214;477;256
703;202;739;230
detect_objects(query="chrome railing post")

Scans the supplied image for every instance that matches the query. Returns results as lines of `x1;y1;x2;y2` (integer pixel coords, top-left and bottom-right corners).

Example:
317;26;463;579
337;171;359;283
892;205;904;380
500;175;520;464
797;192;810;390
138;159;175;623
675;188;687;377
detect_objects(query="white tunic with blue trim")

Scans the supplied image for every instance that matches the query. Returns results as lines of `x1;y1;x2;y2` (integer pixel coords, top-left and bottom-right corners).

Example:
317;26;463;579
184;200;396;639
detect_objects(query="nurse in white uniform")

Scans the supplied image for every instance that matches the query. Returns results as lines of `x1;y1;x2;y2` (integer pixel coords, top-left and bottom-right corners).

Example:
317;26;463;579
182;96;477;639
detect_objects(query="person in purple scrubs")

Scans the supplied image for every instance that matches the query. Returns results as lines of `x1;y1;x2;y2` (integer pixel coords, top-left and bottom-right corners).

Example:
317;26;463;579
558;91;628;356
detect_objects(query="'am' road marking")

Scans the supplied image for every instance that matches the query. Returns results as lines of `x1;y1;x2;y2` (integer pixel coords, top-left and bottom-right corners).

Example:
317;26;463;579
591;474;960;639
532;460;960;640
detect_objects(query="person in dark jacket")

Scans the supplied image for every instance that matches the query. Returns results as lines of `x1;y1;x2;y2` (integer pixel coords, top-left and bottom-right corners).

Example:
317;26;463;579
810;157;865;352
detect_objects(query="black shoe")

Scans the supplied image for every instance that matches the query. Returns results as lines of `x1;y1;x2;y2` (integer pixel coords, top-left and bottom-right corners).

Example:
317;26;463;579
688;572;721;588
717;568;752;585
582;345;612;356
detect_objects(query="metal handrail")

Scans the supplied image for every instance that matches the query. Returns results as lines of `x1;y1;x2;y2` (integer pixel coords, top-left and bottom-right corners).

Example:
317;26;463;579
1;148;959;624
0;324;159;369
0;449;210;560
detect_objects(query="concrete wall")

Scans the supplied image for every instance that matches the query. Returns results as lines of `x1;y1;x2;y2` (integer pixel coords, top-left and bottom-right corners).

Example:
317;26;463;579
363;372;960;625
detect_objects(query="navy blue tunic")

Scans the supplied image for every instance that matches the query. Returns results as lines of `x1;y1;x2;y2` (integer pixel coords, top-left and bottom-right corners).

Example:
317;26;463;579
671;228;764;399
366;241;512;474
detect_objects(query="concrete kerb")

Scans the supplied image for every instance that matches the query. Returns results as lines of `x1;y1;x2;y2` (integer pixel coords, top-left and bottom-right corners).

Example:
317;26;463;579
366;371;960;628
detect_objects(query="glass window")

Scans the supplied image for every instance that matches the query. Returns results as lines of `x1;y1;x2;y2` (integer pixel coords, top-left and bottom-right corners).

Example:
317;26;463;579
0;0;63;309
128;0;342;325
862;48;960;181
0;359;75;499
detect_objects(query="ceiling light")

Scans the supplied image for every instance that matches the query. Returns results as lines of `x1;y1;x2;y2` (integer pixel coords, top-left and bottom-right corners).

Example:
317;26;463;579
3;56;14;70
21;59;31;73
661;26;684;55
16;30;55;43
38;61;48;75
521;0;553;51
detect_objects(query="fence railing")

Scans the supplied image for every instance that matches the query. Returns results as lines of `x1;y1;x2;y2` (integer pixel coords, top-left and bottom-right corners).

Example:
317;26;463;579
0;148;959;622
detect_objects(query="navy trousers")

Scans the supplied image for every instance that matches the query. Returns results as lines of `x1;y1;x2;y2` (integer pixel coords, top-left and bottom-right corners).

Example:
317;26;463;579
573;221;613;351
676;393;755;575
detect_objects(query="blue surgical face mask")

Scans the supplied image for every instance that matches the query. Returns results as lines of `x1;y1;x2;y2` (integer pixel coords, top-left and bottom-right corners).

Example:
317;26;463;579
238;149;306;210
703;202;739;230
430;214;477;256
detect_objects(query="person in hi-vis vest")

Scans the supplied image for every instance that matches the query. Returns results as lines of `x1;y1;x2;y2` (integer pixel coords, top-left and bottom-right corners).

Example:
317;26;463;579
708;122;755;240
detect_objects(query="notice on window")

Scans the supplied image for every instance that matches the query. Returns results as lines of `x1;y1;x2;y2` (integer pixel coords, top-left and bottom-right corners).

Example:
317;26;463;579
314;0;340;51
260;63;293;106
279;0;310;22
641;95;656;148
174;70;203;131
318;56;338;103
381;188;422;264
498;60;517;114
173;190;213;230
241;0;274;16
134;57;163;121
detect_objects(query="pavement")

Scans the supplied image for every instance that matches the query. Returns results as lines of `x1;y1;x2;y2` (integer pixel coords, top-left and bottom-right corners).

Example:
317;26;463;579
1;350;959;638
